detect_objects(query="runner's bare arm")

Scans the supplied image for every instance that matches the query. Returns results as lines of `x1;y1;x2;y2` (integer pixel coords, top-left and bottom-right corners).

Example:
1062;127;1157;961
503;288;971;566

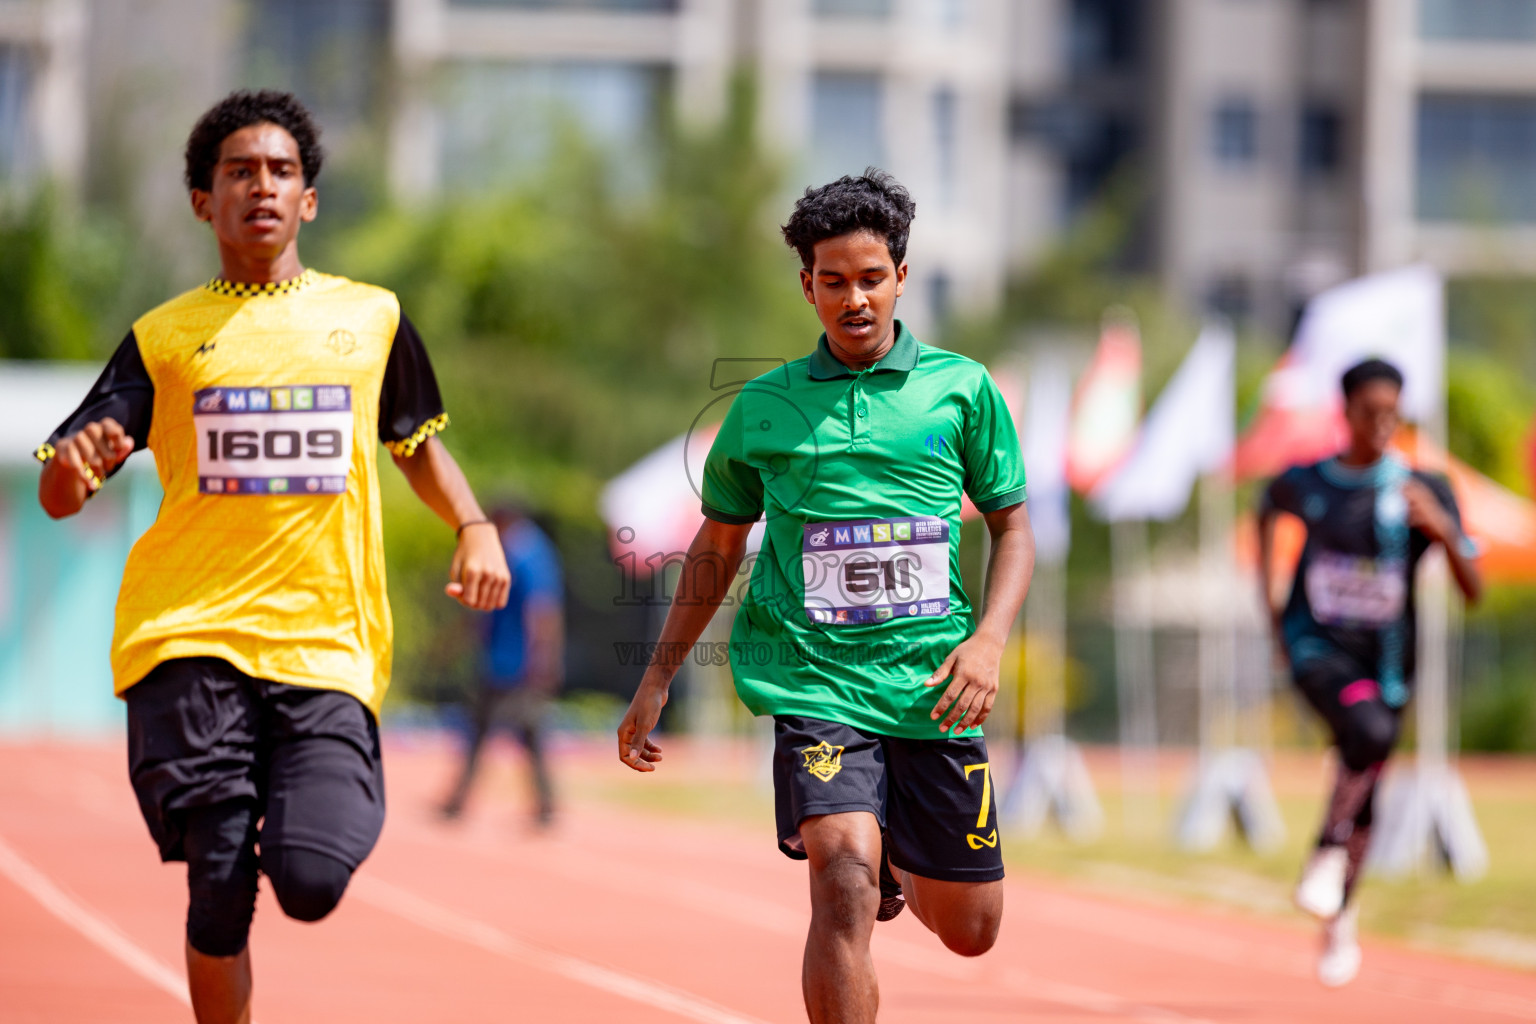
617;517;754;772
38;418;136;519
1403;479;1483;606
391;435;511;611
1256;505;1289;668
927;501;1034;734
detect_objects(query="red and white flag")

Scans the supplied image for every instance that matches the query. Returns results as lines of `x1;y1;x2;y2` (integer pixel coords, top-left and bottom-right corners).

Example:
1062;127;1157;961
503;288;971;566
1066;316;1141;495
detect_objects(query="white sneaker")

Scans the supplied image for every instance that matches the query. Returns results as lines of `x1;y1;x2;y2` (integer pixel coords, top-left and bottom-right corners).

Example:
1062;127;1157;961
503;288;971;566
1294;846;1348;920
1317;905;1361;988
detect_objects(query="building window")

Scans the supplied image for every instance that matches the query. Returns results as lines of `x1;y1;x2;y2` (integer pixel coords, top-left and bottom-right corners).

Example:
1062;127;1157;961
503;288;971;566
1068;0;1139;75
1418;93;1536;221
809;72;885;186
1298;104;1342;177
1062;112;1135;215
933;86;957;206
450;0;680;10
440;61;668;190
244;0;391;130
1419;0;1536;42
813;0;893;16
1207;274;1252;323
0;44;32;182
1212;99;1258;167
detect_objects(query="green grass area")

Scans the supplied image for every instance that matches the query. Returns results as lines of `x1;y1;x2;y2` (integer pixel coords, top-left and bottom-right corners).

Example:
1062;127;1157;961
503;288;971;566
999;788;1536;958
567;751;1536;968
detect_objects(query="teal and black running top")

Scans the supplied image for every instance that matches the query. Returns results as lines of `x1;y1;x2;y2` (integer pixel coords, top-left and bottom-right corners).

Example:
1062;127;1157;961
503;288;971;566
1261;455;1472;707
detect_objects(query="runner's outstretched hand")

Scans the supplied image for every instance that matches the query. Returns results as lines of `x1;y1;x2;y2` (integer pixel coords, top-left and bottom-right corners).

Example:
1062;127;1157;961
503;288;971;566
618;677;667;772
1403;479;1455;546
925;633;1004;734
446;524;511;610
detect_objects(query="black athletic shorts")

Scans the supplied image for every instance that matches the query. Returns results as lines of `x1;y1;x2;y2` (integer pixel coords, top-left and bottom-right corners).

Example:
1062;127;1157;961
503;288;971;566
125;657;385;869
1291;651;1405;759
772;715;1004;883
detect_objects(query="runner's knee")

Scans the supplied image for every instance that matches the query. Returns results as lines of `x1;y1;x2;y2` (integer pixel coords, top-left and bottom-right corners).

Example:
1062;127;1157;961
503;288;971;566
261;846;352;923
1339;703;1397;770
934;907;1000;957
182;801;260;957
809;852;879;931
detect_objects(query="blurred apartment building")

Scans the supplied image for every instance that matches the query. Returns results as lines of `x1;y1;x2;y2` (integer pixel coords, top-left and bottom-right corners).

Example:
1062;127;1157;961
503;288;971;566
2;0;1535;335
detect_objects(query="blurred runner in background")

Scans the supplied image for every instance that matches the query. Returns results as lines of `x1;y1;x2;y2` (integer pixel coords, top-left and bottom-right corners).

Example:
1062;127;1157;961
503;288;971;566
442;504;565;827
1259;358;1481;989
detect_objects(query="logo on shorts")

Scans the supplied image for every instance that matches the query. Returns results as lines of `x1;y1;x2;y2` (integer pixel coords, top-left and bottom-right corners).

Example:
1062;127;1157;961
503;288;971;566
801;741;845;782
967;830;999;849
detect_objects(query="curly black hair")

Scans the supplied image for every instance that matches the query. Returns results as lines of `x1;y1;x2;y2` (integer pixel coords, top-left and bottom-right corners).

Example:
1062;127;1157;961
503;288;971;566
1341;358;1404;400
183;89;324;192
781;168;917;271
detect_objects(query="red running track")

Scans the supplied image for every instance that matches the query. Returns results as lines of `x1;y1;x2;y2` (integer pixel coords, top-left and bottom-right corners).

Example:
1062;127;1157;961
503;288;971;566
1;737;1534;1024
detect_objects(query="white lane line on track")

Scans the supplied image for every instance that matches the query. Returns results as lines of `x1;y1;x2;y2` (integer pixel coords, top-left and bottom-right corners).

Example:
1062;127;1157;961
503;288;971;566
0;830;190;1008
28;765;763;1024
352;875;776;1024
487;811;1536;1022
1016;886;1536;1021
392;820;1219;1024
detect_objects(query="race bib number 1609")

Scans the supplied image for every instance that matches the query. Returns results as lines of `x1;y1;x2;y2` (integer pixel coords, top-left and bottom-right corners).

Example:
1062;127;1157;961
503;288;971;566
194;385;353;496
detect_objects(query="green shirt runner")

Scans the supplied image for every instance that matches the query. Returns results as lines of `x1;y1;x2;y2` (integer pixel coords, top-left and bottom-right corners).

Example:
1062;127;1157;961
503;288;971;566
701;320;1027;738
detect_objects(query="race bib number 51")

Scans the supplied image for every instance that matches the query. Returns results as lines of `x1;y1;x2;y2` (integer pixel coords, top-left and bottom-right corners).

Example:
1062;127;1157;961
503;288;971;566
194;385;353;496
802;516;951;625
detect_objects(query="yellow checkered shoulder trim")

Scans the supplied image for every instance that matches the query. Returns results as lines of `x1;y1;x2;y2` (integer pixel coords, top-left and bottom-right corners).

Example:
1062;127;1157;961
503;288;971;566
383;413;449;458
34;442;56;464
204;268;320;298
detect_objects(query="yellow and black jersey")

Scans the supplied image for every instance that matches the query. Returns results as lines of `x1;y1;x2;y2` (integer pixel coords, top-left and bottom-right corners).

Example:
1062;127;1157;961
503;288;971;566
38;270;447;714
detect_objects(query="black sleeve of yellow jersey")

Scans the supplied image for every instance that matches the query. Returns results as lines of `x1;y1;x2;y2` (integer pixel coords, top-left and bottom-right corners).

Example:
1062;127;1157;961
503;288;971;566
41;330;154;478
379;312;448;458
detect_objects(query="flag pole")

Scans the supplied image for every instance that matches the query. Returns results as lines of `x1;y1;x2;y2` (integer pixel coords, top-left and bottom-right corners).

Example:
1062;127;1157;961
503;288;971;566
1175;325;1283;851
1112;516;1158;837
1001;354;1101;839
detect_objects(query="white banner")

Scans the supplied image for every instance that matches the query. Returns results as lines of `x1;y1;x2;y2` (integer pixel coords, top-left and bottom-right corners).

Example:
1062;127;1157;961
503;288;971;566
1092;324;1235;523
1289;264;1444;422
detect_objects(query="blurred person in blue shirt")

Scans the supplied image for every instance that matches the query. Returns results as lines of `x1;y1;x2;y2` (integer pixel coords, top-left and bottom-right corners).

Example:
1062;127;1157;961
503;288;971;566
441;503;565;827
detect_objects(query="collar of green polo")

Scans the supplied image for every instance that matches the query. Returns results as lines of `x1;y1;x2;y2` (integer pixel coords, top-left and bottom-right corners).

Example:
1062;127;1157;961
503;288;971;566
205;268;320;298
807;320;919;380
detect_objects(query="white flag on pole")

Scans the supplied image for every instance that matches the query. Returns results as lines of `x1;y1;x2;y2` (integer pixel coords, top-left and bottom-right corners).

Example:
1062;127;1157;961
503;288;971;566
1024;355;1073;564
1092;324;1236;523
1288;264;1444;422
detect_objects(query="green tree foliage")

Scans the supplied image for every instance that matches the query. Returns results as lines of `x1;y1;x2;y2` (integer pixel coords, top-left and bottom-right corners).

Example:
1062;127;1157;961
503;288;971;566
319;85;807;526
309;81;812;701
1447;352;1536;495
0;192;169;360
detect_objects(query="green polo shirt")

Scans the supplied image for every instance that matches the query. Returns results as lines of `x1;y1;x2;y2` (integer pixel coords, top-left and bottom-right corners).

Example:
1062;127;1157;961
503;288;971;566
701;321;1026;738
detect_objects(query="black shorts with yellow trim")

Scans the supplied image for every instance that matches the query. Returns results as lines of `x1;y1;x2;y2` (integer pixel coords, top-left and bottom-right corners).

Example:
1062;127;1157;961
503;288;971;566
125;657;385;870
772;714;1003;883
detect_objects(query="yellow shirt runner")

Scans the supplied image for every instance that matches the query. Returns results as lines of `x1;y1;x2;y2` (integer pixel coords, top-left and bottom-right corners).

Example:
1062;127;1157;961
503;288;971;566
36;270;447;715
